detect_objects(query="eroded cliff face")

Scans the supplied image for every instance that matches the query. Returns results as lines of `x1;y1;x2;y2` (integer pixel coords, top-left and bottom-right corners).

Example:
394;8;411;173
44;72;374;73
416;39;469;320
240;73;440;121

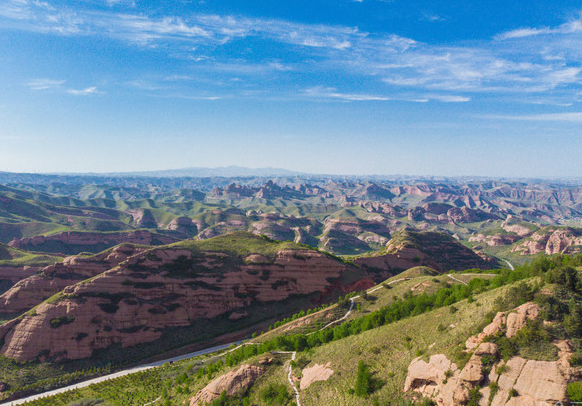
0;246;361;362
512;227;582;256
0;244;148;314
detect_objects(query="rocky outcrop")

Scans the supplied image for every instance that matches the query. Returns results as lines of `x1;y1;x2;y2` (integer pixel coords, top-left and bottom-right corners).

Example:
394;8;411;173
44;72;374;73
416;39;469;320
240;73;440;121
166;217;197;237
127;209;158;229
468;233;522;247
0;235;366;362
190;364;265;405
0;244;148;314
300;363;335;390
0;265;45;291
405;302;576;406
8;230;178;255
512;227;582;255
506;302;540;338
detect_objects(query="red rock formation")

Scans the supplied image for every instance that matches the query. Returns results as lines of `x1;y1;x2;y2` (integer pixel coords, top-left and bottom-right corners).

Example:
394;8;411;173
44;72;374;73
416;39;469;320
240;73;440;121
0;245;361;361
0;244;148;314
165;217;197;237
405;302;577;406
0;266;44;286
127;209;158;228
512;227;582;255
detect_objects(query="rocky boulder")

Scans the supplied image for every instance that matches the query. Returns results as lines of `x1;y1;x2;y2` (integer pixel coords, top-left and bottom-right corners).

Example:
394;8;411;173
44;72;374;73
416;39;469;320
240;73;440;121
506;302;540;338
190;364;265;405
405;303;576;406
300;363;335;390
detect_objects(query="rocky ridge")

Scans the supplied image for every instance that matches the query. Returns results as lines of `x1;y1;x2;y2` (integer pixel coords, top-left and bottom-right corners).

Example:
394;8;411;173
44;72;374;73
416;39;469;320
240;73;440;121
354;230;497;280
0;244;148;314
8;230;178;255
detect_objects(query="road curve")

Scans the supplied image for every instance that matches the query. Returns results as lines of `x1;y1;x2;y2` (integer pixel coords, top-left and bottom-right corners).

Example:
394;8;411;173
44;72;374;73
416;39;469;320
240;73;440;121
503;259;515;271
0;341;243;406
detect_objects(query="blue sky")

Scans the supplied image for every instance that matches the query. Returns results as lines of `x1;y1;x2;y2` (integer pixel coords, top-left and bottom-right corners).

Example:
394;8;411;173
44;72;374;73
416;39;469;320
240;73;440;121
0;0;581;177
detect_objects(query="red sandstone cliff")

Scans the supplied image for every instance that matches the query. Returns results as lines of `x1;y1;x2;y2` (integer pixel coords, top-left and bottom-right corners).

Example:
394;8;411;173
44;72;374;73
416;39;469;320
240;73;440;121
0;235;365;362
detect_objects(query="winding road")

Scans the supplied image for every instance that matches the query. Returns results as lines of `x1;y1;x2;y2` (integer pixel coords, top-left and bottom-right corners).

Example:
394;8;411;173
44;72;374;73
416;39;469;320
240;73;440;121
503;259;515;271
0;341;243;406
317;277;408;331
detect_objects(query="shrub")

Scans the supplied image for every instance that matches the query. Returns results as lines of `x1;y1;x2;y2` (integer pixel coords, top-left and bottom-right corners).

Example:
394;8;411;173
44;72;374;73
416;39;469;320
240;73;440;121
260;383;291;405
355;360;372;397
568;381;582;402
467;387;482;406
67;399;105;406
50;316;75;329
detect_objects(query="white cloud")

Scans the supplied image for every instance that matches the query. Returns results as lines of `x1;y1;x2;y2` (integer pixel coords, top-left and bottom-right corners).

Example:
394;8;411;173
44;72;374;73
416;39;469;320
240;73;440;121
496;20;581;40
66;86;102;96
105;0;136;7
421;13;446;22
26;78;65;90
303;86;391;101
486;112;582;123
428;95;471;103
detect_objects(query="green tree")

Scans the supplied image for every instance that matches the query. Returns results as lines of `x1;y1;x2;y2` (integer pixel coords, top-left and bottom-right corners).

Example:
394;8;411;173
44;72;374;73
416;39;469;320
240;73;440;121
355;360;372;397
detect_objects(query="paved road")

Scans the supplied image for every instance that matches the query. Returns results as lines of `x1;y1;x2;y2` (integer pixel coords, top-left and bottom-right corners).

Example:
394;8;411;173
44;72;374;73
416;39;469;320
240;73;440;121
317;277;409;331
0;341;243;406
447;273;468;286
503;259;515;271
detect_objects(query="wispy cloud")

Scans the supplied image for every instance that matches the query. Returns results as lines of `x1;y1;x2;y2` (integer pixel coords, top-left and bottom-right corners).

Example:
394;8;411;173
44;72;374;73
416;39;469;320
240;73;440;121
303;86;391;101
485;112;582;123
105;0;136;7
26;78;65;90
66;86;102;96
420;13;446;22
26;79;101;95
496;20;581;40
427;94;471;103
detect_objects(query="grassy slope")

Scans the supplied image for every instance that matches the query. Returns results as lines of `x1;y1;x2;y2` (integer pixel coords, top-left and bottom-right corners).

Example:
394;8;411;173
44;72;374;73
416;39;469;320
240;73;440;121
0;243;62;266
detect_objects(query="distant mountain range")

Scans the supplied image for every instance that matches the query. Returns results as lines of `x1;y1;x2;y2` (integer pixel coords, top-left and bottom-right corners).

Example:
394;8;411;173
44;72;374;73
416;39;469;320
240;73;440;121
63;166;309;178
